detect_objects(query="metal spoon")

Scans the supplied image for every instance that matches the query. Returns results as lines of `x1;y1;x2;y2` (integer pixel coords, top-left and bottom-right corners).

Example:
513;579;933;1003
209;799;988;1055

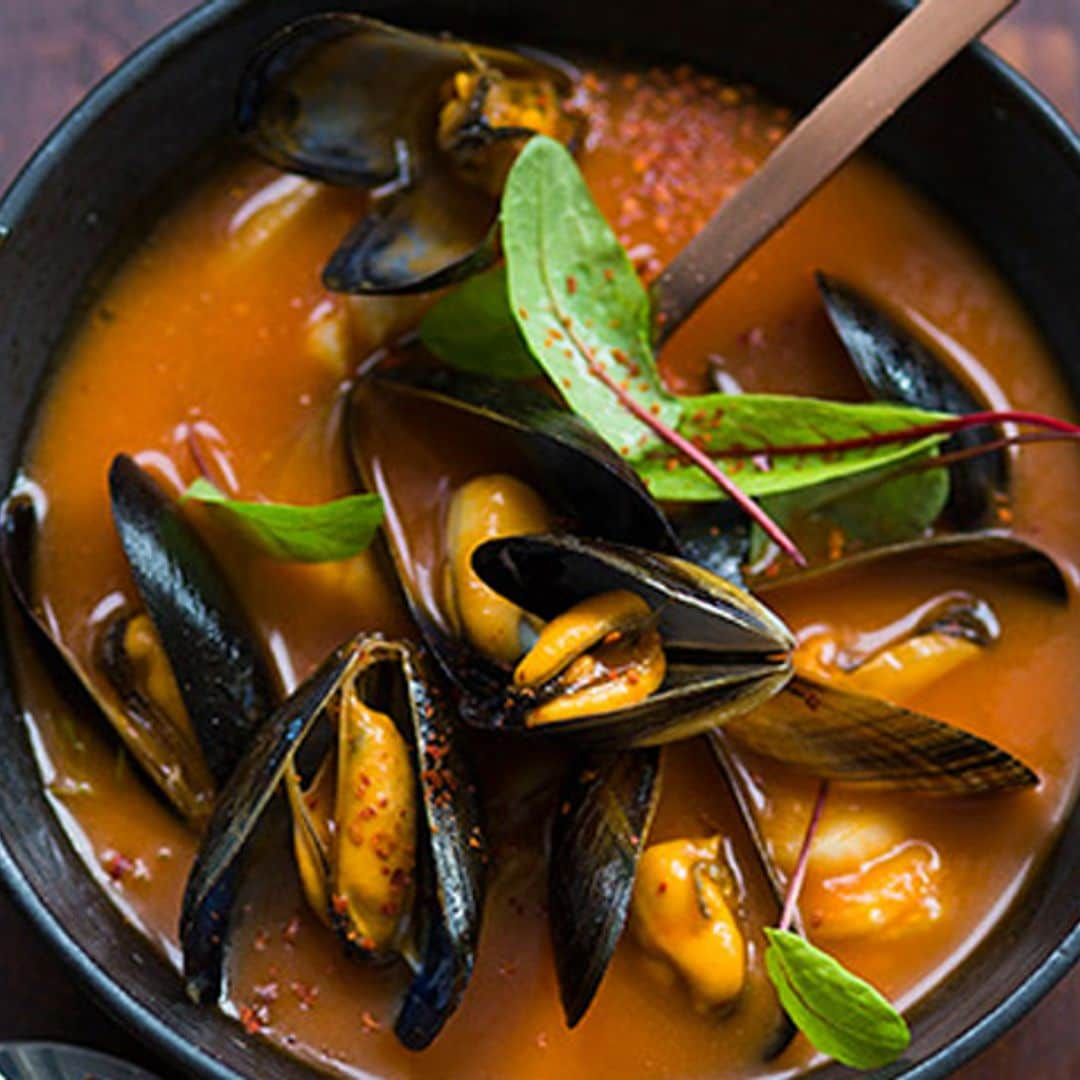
650;0;1018;346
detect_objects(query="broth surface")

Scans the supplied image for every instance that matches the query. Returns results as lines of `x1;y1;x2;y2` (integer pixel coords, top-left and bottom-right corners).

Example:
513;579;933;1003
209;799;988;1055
9;64;1080;1079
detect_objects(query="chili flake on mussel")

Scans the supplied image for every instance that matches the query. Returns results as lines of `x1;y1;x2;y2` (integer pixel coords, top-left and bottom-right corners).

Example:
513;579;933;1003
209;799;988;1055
180;635;485;1050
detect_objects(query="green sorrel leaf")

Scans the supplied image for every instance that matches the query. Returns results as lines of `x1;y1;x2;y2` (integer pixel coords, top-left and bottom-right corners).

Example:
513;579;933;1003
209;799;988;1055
419;265;539;379
183;478;383;562
502;135;679;455
764;928;911;1070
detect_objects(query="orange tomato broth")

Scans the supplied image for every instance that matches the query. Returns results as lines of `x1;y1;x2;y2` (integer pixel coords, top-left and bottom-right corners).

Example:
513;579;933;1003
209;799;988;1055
9;63;1080;1079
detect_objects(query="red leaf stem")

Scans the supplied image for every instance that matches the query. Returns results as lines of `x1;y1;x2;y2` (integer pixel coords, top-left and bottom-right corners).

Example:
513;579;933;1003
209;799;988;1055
704;410;1080;461
779;779;830;934
588;361;807;565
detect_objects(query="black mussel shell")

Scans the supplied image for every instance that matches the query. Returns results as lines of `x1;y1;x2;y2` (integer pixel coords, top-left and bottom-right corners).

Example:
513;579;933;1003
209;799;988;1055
239;14;575;294
468;534;792;744
1;490;215;824
361;367;678;550
109;455;278;786
667;501;750;588
323;162;499;294
180;635;485;1050
818;272;1008;526
549;748;660;1026
727;673;1038;795
757;529;1069;601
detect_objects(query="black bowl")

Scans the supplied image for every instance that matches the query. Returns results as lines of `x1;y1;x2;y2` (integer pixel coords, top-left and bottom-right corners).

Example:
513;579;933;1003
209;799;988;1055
0;2;1076;1077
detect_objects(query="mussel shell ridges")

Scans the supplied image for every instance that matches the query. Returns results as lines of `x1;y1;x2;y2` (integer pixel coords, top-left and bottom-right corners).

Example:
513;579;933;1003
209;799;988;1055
109;454;278;786
548;748;660;1026
729;673;1038;795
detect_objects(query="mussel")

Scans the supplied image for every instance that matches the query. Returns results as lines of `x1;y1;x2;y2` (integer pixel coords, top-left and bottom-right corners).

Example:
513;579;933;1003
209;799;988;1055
349;367;792;747
0;456;276;824
239;14;579;294
180;634;485;1050
817;272;1008;527
470;533;793;744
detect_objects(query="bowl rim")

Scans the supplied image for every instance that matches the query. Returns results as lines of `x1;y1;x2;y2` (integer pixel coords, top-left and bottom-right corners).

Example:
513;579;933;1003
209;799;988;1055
0;1;1077;1078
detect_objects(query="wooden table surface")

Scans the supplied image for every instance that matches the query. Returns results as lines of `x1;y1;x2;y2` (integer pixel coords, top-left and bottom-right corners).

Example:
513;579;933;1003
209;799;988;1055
0;1;1077;1077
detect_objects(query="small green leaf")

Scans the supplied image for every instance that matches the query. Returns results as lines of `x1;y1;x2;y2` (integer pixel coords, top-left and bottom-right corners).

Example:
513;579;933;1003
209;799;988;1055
749;453;949;563
419;265;539;379
764;928;911;1070
637;392;949;499
502;135;679;455
182;478;383;562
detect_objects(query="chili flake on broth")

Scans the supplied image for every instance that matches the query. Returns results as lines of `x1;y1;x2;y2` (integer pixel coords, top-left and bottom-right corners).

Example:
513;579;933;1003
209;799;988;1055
10;59;1080;1080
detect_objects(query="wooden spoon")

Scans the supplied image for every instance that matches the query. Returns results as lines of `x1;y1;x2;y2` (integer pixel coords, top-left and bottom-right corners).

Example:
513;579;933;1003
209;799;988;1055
650;0;1018;346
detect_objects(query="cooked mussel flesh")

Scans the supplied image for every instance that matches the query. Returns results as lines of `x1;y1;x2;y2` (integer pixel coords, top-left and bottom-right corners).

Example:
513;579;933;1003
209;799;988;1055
181;634;485;1050
467;533;793;744
239;14;578;294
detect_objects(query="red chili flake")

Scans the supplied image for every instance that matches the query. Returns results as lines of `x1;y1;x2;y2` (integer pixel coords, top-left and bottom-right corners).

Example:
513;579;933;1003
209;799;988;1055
361;1010;383;1034
518;307;529;320
239;1006;264;1035
498;961;518;977
561;377;572;389
566;275;578;295
604;268;615;282
649;402;661;416
664;456;679;472
657;880;668;894
468;835;483;850
101;849;133;882
626;670;641;686
331;894;349;916
611;347;629;366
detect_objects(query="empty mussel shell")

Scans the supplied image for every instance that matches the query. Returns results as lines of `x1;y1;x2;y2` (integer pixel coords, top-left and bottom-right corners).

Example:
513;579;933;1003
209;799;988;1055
757;529;1069;601
726;673;1038;795
817;272;1008;526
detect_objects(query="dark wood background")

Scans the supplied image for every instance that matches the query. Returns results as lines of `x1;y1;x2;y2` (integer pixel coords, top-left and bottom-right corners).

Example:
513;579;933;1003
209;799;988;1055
0;1;1077;1076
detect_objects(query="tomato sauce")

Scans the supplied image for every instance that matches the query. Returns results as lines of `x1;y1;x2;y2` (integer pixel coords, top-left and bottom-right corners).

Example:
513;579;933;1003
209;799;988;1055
8;63;1080;1079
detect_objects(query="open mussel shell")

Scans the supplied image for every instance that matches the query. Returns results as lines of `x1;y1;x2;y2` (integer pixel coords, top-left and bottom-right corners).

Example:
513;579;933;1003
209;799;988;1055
109;455;277;785
323;163;499;294
1;491;214;824
549;748;660;1026
469;533;793;745
180;635;485;1049
757;528;1069;601
238;14;575;294
348;368;678;702
726;672;1037;795
360;367;677;551
817;272;1008;526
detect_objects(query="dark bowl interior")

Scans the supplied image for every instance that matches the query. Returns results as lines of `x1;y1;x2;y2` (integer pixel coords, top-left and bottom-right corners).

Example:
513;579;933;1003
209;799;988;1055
0;1;1077;1078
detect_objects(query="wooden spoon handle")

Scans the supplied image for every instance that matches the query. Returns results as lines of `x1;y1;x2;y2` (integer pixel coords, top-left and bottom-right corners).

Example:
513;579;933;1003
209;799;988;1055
650;0;1018;346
